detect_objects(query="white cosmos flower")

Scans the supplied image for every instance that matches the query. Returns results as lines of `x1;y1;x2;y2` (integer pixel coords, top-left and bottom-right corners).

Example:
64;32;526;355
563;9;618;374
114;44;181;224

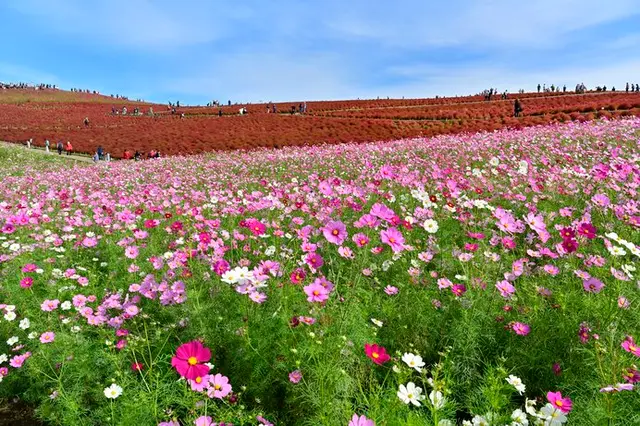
506;375;526;395
539;404;567;425
221;269;239;285
429;390;446;409
103;383;123;399
401;352;425;372
370;318;383;327
511;408;529;426
0;354;7;364
398;382;424;406
3;311;16;321
423;219;439;234
608;246;626;256
19;318;30;330
61;301;72;310
6;336;19;346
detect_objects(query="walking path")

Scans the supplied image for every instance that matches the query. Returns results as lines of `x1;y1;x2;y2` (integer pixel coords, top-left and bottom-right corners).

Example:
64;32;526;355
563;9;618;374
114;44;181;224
0;141;96;163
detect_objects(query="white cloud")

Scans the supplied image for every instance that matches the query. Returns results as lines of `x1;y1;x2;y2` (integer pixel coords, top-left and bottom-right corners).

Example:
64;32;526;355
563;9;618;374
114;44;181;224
325;0;640;48
5;0;250;49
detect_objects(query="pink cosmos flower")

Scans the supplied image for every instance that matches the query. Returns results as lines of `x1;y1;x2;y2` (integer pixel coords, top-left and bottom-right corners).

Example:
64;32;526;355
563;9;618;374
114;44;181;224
322;220;347;245
40;332;55;344
20;277;33;289
618;297;630;309
305;252;324;269
289;370;302;383
10;352;31;368
194;416;214;426
82;237;98;248
208;373;232;399
546;391;573;413
543;264;559;276
171;341;211;380
380;227;405;253
352;233;370;247
496;281;516;299
338;246;354;259
21;264;37;273
158;421;180;426
622;367;640;384
349;414;375;426
303;281;330;303
124;246;139;259
600;383;634;393
189;374;211;392
583;277;604;293
249;292;267;304
621;337;640;357
591;193;610;208
384;285;398;295
512;322;531;336
40;299;60;312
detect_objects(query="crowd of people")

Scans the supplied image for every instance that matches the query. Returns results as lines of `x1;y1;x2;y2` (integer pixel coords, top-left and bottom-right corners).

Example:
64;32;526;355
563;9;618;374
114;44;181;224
1;82;57;90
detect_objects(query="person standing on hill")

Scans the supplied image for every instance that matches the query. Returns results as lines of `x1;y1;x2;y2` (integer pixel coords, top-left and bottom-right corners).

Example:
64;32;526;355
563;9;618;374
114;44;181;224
84;117;90;127
514;99;523;117
537;84;541;93
65;141;73;156
45;139;50;153
56;141;63;155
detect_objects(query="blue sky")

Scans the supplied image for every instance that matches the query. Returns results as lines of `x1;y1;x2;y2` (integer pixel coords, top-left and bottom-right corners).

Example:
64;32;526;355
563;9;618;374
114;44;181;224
1;0;640;104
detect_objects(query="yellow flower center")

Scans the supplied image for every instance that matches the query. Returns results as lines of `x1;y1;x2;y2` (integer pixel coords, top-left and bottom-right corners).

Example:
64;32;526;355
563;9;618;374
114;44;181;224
195;377;202;384
187;356;198;365
555;400;563;407
313;290;320;296
389;238;395;243
215;384;221;390
372;352;379;359
332;229;339;236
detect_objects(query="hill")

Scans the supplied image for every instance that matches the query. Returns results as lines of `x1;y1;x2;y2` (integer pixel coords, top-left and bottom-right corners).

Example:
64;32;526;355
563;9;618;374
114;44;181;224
1;87;639;157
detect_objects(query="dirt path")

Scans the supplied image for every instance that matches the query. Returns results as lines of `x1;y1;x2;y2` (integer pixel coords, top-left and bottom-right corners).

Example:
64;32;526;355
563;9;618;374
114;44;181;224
0;141;96;163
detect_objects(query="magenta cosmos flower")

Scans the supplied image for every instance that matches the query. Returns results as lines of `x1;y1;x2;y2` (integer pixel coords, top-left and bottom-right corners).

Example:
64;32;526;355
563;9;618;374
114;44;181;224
349;414;375;426
380;227;405;253
546;391;573;413
323;220;347;245
303;281;330;303
621;336;640;357
171;340;211;380
364;343;390;365
20;277;33;289
512;322;531;336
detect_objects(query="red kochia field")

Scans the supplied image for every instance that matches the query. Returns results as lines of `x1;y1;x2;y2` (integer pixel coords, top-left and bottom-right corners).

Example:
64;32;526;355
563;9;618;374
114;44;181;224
1;89;639;157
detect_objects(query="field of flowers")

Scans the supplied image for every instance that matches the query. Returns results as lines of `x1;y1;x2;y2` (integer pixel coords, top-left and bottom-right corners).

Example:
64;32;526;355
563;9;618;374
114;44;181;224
1;118;639;425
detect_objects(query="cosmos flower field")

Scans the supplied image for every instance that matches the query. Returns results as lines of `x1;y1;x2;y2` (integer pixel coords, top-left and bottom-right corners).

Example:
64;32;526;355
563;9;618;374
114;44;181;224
0;119;639;425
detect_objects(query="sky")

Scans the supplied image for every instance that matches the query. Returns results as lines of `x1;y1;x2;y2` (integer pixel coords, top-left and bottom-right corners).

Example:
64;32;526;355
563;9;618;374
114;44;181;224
1;0;640;105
